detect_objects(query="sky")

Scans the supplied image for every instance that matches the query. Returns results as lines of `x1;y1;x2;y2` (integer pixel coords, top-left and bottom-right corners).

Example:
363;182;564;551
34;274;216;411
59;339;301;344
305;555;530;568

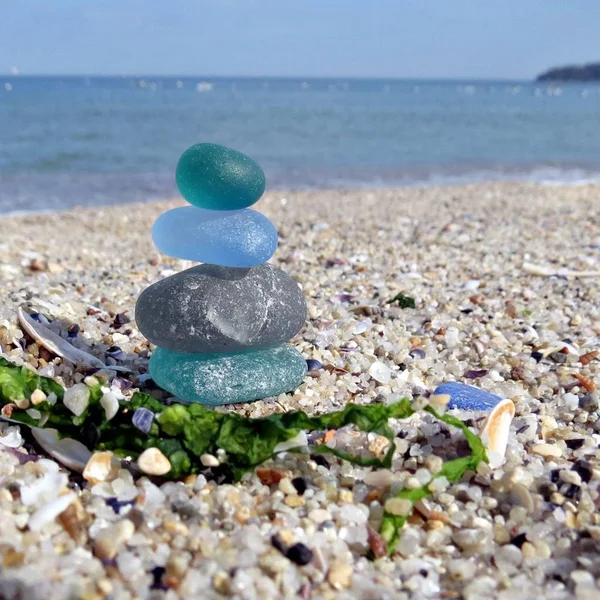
1;0;599;80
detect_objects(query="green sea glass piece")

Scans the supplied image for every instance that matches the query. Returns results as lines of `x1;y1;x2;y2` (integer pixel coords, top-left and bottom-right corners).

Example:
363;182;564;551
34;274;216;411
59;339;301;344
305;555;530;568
149;344;307;406
175;143;266;210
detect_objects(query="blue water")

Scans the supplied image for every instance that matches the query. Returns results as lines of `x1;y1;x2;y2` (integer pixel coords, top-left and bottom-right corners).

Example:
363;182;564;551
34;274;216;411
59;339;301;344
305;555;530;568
1;76;600;213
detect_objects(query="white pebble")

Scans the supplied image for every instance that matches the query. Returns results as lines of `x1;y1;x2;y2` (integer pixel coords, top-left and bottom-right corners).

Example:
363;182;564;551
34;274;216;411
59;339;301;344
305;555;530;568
532;443;562;458
200;453;219;467
100;392;119;421
308;508;332;523
63;383;90;417
137;448;171;475
83;451;120;484
0;426;22;448
30;389;47;405
384;497;413;516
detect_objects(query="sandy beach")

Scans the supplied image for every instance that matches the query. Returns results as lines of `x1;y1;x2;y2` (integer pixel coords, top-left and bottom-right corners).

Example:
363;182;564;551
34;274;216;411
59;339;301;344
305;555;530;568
1;181;600;599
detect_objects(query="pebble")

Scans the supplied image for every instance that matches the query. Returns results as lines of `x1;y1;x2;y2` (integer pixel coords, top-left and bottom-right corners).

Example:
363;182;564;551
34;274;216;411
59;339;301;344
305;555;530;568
384;498;413;516
30;389;47;405
99;391;119;421
150;344;307;405
175;143;266;211
433;381;502;410
447;558;477;582
83;451;120;485
136;263;307;354
200;454;220;467
285;543;313;566
532;443;563;458
328;563;353;589
94;519;135;560
137;448;172;476
62;383;90;416
308;509;332;523
152;206;277;267
132;407;154;433
278;477;297;495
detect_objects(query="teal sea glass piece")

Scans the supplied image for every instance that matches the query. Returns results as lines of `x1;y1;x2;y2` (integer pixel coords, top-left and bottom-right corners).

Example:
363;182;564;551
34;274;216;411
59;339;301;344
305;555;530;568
149;344;307;405
176;143;266;210
135;263;307;354
152;206;278;267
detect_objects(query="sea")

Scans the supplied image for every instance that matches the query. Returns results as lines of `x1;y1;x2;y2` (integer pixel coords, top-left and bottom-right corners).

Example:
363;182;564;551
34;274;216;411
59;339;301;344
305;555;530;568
1;75;600;213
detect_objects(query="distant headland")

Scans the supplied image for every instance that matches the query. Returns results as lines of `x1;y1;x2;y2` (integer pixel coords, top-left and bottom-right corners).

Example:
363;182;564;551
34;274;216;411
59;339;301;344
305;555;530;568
536;62;600;82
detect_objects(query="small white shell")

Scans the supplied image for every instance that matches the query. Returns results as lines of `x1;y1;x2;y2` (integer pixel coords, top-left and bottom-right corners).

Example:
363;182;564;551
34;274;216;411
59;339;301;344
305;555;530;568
480;398;515;469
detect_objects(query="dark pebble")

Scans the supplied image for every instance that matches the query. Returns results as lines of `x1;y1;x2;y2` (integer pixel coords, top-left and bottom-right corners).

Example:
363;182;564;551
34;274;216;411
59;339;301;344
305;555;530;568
564;484;581;500
170;499;198;520
510;532;528;548
271;534;287;554
113;312;131;327
202;464;235;485
291;477;308;495
286;543;313;566
105;497;135;514
531;351;544;362
67;324;80;338
409;348;426;360
150;566;167;591
306;359;323;372
464;369;489;379
538;482;557;500
565;438;585;450
107;346;127;360
579;393;599;410
310;454;329;468
460;308;473;314
573;459;593;483
549;352;567;364
515;424;530;435
550;469;561;484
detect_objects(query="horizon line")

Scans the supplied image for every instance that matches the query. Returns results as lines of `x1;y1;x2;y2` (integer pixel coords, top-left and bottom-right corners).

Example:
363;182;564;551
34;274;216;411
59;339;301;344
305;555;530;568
2;73;537;83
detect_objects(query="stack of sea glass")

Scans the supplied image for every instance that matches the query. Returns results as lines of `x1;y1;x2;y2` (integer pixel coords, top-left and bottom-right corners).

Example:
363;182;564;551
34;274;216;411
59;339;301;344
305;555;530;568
135;143;308;405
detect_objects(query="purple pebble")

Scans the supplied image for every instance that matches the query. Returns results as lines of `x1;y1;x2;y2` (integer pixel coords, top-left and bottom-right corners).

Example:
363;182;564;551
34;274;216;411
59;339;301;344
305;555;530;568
132;407;154;433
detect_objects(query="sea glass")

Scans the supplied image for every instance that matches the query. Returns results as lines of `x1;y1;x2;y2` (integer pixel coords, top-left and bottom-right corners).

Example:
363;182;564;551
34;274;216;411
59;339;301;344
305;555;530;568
176;143;266;210
149;344;308;405
152;206;277;267
433;382;502;411
135;263;307;353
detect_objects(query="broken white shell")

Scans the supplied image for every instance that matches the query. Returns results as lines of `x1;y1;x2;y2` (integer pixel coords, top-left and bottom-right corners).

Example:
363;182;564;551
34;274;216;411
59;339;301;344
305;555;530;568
480;398;515;469
31;427;92;473
28;492;76;531
0;415;92;472
18;307;131;372
18;307;105;368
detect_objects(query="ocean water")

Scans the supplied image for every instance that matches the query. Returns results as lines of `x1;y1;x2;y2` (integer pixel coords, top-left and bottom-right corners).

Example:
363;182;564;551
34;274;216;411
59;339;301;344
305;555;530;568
1;76;600;213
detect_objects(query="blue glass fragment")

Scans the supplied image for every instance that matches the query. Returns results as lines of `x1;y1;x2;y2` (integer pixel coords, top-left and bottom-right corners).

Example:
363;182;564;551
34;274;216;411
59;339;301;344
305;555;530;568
433;381;502;411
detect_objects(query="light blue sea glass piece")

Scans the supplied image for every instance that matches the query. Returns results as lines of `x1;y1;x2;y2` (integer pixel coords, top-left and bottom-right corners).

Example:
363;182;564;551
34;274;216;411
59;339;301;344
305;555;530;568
149;344;307;406
433;382;502;411
152;206;277;267
176;143;266;211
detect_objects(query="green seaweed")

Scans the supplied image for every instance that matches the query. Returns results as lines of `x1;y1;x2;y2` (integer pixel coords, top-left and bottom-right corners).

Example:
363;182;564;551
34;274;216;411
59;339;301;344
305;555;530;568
0;356;487;555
